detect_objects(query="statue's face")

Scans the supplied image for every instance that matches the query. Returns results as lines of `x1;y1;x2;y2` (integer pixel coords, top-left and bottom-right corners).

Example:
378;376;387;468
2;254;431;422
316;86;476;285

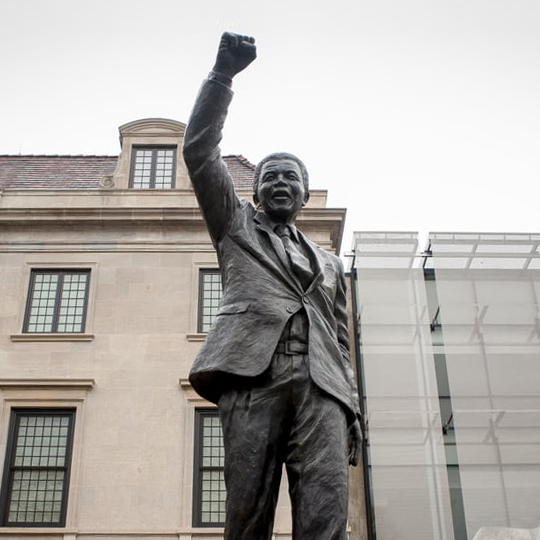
257;159;306;223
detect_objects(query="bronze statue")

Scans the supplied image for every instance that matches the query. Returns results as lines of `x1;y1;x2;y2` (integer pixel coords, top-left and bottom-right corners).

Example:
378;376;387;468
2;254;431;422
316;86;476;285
183;32;362;540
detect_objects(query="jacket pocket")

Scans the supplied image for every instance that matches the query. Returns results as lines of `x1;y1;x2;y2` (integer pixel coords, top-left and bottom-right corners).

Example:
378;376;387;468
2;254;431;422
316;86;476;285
217;301;250;316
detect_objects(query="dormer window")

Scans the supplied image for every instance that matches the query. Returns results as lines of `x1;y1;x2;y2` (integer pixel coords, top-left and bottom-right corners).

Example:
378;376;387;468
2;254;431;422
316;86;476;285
129;146;177;189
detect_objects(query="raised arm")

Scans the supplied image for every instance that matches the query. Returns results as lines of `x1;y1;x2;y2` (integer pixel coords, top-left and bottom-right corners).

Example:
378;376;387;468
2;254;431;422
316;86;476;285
183;33;256;244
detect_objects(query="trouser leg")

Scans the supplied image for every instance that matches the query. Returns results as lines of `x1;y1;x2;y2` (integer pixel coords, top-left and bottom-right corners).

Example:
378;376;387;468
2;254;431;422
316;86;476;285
218;356;292;540
218;353;350;540
286;355;349;540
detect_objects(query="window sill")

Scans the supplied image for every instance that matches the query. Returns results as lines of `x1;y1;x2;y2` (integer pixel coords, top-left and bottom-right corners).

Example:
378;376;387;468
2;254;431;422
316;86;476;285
186;333;207;342
0;527;77;535
10;333;94;342
188;527;226;534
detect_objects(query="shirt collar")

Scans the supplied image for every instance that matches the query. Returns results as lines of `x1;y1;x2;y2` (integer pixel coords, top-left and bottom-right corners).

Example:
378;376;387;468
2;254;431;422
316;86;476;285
255;210;300;242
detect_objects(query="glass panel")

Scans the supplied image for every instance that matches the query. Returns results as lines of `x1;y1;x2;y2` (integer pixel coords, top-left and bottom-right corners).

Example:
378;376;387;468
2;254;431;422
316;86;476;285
353;231;540;540
198;412;226;525
201;470;226;523
131;147;175;189
154;149;175;189
26;273;59;332
8;469;65;524
132;149;153;189
432;233;540;538
200;271;223;332
6;412;73;526
353;232;455;540
201;415;224;468
57;273;88;332
25;271;89;333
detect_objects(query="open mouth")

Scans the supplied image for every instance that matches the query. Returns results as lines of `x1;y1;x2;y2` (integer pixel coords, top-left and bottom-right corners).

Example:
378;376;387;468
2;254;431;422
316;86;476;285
272;190;291;200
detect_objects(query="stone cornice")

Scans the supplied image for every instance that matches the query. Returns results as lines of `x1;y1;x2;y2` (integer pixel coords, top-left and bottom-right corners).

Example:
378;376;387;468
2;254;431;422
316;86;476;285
0;189;345;252
0;187;328;202
0;204;345;226
0;207;204;222
0;207;345;229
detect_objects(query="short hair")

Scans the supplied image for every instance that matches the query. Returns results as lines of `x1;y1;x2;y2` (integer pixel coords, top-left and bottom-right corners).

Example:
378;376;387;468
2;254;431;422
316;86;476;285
253;152;310;204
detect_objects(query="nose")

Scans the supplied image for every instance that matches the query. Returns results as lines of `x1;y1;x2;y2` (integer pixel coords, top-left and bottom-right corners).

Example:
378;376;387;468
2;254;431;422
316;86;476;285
274;174;287;185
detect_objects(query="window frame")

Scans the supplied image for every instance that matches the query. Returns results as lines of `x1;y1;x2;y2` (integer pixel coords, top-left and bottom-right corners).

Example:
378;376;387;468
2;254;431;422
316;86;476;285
0;408;76;528
129;145;177;189
23;269;91;334
192;409;226;528
197;269;223;333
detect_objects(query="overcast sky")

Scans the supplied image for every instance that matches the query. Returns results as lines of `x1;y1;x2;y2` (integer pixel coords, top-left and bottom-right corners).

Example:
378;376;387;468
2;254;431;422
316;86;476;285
1;0;539;252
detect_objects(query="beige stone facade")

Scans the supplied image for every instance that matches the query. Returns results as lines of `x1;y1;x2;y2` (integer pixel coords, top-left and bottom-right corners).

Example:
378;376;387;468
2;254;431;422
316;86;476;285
0;119;363;540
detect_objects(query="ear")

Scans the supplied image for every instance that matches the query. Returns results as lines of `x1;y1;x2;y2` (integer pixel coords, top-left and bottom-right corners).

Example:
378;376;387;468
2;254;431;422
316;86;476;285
253;192;259;206
303;191;310;206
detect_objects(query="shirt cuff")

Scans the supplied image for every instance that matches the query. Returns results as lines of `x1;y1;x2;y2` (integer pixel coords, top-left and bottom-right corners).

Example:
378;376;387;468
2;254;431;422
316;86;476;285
208;70;233;88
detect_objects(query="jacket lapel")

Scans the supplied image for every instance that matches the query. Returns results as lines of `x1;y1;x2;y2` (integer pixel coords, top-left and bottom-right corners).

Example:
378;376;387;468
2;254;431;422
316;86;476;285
229;204;326;295
254;212;304;292
298;229;325;294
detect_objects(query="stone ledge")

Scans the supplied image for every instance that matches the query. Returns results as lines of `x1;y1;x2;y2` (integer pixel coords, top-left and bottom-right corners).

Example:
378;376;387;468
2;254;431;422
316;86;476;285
0;378;96;390
0;528;77;537
0;529;225;538
10;333;95;342
0;526;293;538
185;333;207;342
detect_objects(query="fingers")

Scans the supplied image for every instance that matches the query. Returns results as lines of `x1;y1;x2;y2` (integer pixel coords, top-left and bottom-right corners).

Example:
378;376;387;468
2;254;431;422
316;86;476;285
348;441;360;466
221;32;256;49
348;420;362;466
348;436;360;466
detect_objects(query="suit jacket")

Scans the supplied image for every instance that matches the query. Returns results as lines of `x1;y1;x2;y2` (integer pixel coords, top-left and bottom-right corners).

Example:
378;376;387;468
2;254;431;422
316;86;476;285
183;78;361;423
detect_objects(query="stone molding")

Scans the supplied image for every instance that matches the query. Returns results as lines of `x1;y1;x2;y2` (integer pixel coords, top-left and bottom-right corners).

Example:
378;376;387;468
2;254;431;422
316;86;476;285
0;378;96;390
0;530;296;539
10;333;95;342
185;333;207;342
118;118;186;145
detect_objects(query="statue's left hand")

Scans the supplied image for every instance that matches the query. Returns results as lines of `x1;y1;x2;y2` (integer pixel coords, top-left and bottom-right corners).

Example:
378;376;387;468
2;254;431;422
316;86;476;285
348;419;362;466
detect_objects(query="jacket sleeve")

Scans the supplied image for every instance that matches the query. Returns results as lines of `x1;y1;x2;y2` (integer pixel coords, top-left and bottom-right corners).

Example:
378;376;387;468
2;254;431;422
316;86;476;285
334;257;362;423
183;78;241;245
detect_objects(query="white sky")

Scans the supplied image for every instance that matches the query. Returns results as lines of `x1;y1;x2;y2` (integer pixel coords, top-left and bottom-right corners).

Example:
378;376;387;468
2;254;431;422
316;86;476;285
1;0;539;253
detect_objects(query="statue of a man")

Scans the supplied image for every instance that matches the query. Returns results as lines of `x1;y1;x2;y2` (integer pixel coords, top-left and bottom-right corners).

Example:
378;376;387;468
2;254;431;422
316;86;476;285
183;32;362;540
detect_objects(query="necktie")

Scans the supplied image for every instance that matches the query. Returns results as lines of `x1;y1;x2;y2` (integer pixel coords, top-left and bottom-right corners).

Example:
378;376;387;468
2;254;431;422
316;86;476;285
275;224;313;288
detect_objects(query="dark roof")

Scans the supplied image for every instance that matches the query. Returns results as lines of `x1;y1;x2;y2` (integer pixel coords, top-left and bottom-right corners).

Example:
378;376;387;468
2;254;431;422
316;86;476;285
223;155;256;189
0;155;118;189
0;154;255;190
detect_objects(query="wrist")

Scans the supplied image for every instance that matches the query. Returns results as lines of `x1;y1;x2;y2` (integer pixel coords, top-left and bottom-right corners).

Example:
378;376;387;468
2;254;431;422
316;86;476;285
208;70;233;88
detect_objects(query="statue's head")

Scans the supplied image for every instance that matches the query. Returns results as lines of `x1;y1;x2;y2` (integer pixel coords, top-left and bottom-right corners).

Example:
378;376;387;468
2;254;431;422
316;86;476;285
253;153;310;224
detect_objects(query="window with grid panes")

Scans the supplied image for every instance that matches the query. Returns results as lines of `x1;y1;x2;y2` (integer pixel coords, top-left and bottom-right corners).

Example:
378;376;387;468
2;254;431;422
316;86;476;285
129;146;176;189
24;270;90;333
193;410;226;527
198;270;222;333
0;410;75;527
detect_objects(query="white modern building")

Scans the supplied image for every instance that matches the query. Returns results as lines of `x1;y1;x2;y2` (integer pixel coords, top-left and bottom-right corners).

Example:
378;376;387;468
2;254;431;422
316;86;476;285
350;231;540;540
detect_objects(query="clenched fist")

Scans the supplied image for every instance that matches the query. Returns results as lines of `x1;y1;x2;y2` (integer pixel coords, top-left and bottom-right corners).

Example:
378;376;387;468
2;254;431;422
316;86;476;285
212;32;256;80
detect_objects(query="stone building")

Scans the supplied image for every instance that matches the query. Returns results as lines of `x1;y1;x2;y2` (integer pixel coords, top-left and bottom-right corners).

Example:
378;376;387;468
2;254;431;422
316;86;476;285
0;119;362;540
